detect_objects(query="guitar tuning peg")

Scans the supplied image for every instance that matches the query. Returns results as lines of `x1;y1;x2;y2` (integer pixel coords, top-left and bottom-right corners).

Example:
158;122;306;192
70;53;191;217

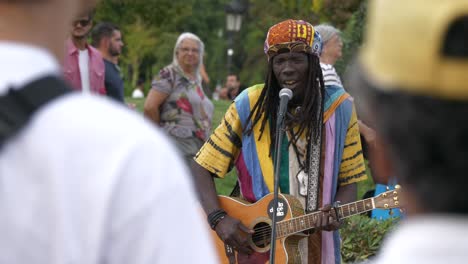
386;186;390;191
395;185;401;189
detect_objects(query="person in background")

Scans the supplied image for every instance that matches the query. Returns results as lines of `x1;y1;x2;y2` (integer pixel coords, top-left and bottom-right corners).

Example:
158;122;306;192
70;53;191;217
200;62;212;97
132;78;145;99
63;9;106;95
217;86;230;100
0;0;219;263
348;0;468;262
191;19;367;264
225;73;241;100
91;22;125;103
144;33;214;161
315;24;344;88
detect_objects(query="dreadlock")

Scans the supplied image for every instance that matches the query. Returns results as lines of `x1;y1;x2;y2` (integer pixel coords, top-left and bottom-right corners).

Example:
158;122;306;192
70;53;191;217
245;53;325;171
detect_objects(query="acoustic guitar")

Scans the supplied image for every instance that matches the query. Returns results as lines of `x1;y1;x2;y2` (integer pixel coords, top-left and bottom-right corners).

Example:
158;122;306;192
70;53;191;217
211;186;402;264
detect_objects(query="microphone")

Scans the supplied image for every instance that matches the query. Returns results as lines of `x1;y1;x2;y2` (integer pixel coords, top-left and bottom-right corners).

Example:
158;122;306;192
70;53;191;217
277;88;293;127
270;87;293;264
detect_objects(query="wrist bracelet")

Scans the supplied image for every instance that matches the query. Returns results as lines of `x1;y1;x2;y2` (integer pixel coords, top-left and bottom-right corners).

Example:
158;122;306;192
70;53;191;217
207;209;227;230
210;214;226;230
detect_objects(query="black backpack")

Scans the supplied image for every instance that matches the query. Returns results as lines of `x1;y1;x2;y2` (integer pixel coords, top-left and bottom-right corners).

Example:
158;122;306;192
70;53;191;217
0;76;70;149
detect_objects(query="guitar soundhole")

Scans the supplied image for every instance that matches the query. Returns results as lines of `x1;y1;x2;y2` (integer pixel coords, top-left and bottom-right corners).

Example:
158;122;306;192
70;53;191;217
251;222;272;249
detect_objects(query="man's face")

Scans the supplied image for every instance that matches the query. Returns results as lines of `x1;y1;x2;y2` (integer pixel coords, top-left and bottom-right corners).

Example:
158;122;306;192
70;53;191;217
108;30;124;56
71;15;93;39
226;75;239;89
272;52;309;100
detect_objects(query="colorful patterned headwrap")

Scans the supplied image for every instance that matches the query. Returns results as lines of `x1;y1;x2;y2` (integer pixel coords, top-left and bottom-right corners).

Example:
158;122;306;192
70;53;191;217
264;19;322;59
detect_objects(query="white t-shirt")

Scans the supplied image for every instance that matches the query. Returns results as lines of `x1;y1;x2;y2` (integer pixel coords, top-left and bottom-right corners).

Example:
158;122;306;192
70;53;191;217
369;216;468;264
132;88;144;98
0;42;218;264
78;49;91;94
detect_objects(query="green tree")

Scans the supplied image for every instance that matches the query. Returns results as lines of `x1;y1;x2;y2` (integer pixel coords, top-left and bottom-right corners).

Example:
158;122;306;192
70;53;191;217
335;0;368;76
92;0;367;95
120;16;158;93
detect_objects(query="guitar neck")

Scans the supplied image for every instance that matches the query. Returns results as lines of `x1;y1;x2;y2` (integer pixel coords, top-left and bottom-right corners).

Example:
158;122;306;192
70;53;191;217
276;197;375;238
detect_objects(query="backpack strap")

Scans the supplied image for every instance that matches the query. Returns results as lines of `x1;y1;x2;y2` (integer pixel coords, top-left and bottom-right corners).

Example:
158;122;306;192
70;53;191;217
0;76;71;148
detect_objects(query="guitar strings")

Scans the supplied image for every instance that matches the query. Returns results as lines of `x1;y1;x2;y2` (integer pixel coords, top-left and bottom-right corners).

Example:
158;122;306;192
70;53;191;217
248;211;334;239
250;213;320;236
230;198;377;245
250;203;370;240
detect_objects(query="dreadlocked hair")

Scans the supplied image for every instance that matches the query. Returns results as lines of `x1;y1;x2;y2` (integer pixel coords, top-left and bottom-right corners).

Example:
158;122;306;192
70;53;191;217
245;53;325;167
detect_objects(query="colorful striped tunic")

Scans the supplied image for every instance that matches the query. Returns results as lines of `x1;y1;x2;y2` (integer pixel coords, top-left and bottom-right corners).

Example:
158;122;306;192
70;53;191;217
195;84;367;264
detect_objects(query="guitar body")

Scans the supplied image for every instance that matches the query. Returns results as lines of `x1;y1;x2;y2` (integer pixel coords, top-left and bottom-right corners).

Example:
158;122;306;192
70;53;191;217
212;193;307;264
211;187;403;263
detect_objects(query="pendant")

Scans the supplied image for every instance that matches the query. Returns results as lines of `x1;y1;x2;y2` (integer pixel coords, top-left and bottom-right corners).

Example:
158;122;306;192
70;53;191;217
296;169;308;197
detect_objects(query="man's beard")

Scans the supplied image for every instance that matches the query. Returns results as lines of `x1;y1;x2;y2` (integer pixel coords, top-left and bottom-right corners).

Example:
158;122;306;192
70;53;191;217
109;48;120;57
72;28;91;40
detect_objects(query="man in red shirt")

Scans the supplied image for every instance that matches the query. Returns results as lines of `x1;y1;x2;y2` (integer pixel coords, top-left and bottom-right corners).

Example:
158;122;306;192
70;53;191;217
63;10;106;95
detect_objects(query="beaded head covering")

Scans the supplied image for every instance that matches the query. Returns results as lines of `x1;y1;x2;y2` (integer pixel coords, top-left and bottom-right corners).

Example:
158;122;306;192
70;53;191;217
264;19;322;59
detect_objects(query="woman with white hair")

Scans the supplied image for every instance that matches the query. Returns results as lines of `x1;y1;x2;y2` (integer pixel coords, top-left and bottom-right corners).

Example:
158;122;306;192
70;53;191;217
315;24;344;88
144;33;214;160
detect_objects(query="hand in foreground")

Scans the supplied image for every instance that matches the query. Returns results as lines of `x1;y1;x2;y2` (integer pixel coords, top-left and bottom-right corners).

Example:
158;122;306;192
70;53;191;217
127;103;136;109
215;215;254;255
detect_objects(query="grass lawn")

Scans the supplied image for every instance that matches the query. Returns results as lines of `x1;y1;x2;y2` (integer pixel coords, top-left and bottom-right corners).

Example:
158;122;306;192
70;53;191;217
126;97;375;198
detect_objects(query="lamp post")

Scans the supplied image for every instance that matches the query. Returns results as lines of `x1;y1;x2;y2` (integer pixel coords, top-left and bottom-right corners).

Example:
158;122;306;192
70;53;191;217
225;0;247;74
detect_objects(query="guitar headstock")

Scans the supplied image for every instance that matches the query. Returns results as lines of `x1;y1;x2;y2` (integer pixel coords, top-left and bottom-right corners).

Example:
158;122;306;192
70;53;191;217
373;185;402;210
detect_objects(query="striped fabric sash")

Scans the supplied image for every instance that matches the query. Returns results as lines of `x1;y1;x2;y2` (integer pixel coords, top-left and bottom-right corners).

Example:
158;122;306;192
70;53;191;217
233;84;351;203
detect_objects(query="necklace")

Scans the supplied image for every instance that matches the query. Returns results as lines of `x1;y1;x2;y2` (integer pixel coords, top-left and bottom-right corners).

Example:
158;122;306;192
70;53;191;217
288;128;310;197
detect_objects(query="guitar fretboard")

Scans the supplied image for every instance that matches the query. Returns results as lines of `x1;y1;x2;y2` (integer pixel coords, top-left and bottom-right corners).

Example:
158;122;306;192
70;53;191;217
276;198;375;238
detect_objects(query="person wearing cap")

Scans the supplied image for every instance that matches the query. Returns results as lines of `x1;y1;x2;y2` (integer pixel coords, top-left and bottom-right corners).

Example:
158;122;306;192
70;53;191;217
348;0;468;263
192;19;367;263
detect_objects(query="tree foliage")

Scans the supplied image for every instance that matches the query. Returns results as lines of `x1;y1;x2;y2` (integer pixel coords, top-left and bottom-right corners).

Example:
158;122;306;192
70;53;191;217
93;0;367;95
120;17;158;91
335;0;368;76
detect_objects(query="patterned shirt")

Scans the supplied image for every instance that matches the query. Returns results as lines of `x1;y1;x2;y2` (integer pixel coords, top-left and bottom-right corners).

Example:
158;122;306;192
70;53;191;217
152;64;214;140
195;84;366;264
195;84;366;200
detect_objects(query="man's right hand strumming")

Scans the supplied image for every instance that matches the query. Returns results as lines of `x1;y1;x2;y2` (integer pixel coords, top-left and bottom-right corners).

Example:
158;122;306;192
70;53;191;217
214;215;254;255
190;160;254;255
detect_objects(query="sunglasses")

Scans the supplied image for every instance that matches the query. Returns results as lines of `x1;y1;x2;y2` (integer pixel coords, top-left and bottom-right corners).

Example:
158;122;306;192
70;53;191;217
73;19;91;27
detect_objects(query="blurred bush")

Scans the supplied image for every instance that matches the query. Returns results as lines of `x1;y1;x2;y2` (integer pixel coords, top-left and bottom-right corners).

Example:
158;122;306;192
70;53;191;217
340;214;399;262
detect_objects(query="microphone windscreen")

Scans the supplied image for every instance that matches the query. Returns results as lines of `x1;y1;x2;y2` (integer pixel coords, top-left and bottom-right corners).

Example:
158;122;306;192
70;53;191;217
279;88;293;99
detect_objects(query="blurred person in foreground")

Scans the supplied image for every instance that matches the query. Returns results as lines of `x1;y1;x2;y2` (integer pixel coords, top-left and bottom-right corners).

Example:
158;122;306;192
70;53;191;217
315;24;344;88
0;0;218;263
144;33;214;161
63;9;106;95
92;22;125;103
192;19;367;264
348;0;468;263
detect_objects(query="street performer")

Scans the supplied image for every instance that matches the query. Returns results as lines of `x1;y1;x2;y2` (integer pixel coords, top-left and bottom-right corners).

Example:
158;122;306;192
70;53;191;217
191;19;367;264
